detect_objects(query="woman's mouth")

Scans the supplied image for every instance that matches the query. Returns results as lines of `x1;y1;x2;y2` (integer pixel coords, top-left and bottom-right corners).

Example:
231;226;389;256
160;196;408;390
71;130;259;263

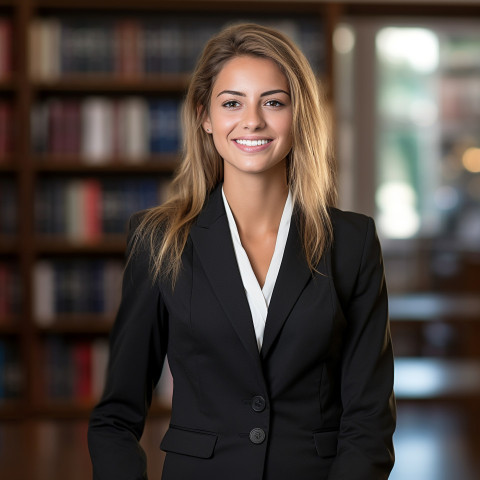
233;138;273;152
235;139;272;147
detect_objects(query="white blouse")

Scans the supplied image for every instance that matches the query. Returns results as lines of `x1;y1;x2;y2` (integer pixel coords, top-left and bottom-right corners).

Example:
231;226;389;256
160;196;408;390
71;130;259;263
222;187;293;351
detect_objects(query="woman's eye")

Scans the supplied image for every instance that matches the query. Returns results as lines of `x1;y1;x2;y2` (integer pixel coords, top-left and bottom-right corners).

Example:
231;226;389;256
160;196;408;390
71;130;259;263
222;100;240;108
265;100;283;107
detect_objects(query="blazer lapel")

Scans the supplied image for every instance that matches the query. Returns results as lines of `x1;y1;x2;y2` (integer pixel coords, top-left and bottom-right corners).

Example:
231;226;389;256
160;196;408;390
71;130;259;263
260;213;321;359
189;186;262;369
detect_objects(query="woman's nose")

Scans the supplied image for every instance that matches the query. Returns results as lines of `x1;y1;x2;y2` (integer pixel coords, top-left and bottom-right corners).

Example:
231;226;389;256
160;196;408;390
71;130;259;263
242;105;266;130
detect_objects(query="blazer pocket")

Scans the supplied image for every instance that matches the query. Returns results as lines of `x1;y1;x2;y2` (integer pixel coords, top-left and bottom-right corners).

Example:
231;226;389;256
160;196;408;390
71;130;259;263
313;430;339;459
160;425;218;459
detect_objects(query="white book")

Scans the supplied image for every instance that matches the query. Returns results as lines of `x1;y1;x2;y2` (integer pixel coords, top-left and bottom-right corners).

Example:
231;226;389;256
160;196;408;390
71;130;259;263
82;97;114;164
35;18;61;80
34;261;55;326
119;97;149;163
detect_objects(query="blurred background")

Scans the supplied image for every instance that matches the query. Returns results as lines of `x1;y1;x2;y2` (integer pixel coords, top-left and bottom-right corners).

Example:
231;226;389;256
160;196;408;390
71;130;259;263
0;1;479;479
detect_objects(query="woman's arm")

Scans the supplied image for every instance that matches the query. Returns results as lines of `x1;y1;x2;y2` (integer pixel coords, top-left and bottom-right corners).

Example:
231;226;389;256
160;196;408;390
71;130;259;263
88;214;168;480
329;216;396;480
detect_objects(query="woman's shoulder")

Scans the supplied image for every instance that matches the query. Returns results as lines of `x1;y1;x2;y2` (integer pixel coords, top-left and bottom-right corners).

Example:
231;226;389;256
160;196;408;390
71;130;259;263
328;206;374;242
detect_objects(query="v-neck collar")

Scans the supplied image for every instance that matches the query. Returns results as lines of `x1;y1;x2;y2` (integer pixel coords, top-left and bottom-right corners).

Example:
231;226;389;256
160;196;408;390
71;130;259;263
222;186;293;350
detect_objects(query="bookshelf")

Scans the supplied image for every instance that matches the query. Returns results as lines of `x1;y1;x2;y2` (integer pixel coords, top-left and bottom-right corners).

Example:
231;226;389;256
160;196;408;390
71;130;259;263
5;0;479;424
0;0;332;420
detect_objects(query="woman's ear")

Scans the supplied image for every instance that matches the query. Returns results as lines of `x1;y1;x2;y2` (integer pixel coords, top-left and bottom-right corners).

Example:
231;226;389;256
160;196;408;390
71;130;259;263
198;104;212;134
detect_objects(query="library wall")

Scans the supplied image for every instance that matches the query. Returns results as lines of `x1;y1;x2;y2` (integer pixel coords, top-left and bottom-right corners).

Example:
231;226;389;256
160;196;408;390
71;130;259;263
0;2;479;480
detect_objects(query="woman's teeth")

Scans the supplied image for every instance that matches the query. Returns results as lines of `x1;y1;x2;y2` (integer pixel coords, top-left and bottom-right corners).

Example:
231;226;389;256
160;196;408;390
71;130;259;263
235;139;271;147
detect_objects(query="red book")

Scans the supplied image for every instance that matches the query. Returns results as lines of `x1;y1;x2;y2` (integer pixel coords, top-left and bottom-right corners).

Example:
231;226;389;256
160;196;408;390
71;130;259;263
115;19;142;78
73;342;92;403
84;179;102;241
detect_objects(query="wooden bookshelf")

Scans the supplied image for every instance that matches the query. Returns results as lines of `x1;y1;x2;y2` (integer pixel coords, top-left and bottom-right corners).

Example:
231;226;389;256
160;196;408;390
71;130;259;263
0;0;333;420
2;0;480;423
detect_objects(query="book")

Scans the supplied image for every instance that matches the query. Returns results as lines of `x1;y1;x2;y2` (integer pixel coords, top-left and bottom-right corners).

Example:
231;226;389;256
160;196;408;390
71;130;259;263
114;19;143;78
0;102;13;158
0;179;17;235
34;259;124;322
0;18;12;79
0;340;23;400
0;263;21;321
81;97;114;164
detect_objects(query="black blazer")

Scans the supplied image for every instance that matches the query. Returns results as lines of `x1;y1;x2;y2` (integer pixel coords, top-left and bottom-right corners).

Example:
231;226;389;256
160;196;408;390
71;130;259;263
88;185;396;480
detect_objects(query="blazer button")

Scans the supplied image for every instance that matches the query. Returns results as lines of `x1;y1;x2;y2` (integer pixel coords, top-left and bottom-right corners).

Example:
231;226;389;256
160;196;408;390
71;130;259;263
249;428;266;444
251;395;266;412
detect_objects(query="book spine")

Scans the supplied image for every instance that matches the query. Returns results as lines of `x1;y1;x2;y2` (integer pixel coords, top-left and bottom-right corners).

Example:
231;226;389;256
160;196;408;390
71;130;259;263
0;18;12;79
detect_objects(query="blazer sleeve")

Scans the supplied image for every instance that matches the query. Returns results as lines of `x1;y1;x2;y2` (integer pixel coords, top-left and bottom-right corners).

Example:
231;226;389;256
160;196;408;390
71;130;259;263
88;213;168;480
328;216;396;480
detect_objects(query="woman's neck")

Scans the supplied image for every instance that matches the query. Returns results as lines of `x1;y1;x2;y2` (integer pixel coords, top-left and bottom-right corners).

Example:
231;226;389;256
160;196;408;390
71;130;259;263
223;171;288;239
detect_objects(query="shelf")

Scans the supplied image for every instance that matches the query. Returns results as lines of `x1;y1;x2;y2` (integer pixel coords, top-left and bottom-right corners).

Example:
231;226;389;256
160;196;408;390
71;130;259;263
33;155;179;173
0;77;15;91
0;321;21;334
0;159;16;171
0;401;25;420
35;315;114;334
32;74;191;94
35;236;127;255
0;237;18;254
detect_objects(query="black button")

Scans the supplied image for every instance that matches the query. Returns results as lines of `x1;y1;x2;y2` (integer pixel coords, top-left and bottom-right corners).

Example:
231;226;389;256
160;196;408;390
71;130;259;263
251;395;266;412
249;428;266;444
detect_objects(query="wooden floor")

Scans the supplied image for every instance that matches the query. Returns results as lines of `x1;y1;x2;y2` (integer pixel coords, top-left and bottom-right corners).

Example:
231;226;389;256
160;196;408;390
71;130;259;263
0;404;479;480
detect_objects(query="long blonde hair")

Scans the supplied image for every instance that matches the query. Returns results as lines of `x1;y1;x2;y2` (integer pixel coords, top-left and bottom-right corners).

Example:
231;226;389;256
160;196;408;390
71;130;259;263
132;23;336;285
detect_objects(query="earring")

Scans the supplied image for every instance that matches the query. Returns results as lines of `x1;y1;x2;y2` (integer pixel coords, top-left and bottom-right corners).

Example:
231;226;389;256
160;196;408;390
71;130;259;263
206;128;211;132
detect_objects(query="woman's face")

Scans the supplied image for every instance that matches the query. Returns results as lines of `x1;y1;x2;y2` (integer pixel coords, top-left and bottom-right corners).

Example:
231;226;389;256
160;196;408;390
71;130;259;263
203;55;293;179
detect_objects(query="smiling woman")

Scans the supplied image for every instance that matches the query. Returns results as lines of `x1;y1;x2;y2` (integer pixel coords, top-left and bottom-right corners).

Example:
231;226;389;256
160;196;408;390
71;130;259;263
88;23;396;480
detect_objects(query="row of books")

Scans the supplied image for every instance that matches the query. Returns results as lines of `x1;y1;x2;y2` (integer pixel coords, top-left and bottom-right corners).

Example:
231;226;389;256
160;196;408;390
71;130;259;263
0;340;22;400
0;18;12;79
34;260;124;326
0;180;16;235
29;16;324;79
32;97;182;161
35;177;168;239
42;336;173;405
0;263;21;320
0;102;14;158
43;336;108;402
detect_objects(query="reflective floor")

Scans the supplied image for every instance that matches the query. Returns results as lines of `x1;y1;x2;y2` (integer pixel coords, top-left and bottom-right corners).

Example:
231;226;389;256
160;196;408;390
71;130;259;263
0;403;479;480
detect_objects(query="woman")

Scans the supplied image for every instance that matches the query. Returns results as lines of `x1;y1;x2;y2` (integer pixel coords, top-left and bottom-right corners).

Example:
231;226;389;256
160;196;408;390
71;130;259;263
88;23;396;480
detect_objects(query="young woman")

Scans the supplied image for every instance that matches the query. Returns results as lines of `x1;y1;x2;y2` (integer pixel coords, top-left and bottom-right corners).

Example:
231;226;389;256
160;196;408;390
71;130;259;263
88;23;396;480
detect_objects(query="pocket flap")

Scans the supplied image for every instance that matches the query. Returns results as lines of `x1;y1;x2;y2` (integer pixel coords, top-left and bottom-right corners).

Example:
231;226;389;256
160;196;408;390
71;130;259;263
160;426;217;459
313;430;338;458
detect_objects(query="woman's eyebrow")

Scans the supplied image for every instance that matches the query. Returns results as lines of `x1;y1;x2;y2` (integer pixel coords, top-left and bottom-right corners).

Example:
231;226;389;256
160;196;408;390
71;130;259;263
216;89;290;97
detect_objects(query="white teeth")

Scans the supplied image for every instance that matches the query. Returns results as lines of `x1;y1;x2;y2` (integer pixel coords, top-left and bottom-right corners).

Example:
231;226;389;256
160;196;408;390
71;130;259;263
235;139;270;147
